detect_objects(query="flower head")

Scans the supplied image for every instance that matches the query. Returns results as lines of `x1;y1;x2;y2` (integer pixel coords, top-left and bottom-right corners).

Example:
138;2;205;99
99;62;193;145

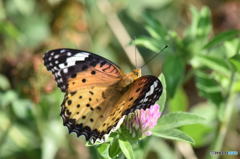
123;104;161;138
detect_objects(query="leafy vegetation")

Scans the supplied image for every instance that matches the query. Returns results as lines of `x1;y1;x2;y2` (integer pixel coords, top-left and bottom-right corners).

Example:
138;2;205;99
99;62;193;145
0;0;239;159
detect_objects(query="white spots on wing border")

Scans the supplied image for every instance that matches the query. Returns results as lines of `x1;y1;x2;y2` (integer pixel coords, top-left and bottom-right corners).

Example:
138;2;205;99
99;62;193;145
54;54;60;59
58;52;90;69
53;66;58;71
67;52;72;56
153;80;158;87
66;52;89;63
145;83;155;97
63;68;68;73
44;50;93;91
58;63;65;69
57;71;61;76
139;80;159;104
92;116;126;144
60;49;66;53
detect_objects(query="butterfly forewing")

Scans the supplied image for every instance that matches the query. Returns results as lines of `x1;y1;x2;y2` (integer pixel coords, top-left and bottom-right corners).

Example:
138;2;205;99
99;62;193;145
43;48;122;92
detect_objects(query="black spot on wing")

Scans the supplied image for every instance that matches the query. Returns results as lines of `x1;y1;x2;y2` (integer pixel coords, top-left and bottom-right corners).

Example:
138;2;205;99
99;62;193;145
43;48;120;92
60;104;123;143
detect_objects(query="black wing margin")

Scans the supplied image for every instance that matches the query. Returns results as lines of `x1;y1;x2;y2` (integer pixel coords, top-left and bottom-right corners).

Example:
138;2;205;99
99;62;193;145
43;48;120;92
59;75;163;143
124;75;163;115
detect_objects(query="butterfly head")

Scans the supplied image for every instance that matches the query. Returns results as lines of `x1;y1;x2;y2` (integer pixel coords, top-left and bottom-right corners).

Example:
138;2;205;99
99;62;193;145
132;68;141;79
119;68;141;87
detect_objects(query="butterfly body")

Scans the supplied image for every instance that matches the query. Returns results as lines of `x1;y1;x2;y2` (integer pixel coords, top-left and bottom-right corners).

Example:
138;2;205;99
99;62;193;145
43;48;162;142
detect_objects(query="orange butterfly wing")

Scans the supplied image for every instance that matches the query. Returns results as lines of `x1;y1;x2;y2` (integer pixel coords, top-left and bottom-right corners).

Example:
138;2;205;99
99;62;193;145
95;75;162;134
67;63;122;91
43;48;162;142
61;75;162;142
43;48;122;91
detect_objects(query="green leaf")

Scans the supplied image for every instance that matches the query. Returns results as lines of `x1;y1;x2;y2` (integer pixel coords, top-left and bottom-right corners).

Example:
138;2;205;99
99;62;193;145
195;7;211;38
168;87;188;112
204;30;240;49
109;138;121;158
147;138;178;159
157;73;167;112
0;90;17;108
229;54;240;72
0;21;20;39
193;54;230;76
154;112;206;131
42;136;58;159
145;25;161;40
195;71;224;106
118;139;134;159
181;103;217;147
163;55;185;98
0;112;39;158
152;129;194;144
12;99;33;119
42;120;67;159
185;6;211;39
144;17;168;39
19;14;50;48
97;143;111;159
224;39;240;57
0;74;10;90
133;37;163;52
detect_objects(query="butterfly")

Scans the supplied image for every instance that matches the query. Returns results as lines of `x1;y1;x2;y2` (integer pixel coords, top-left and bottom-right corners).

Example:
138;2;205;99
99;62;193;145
43;48;162;143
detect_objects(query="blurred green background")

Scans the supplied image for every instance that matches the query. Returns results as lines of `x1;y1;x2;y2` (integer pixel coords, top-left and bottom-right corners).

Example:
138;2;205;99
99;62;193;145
0;0;240;159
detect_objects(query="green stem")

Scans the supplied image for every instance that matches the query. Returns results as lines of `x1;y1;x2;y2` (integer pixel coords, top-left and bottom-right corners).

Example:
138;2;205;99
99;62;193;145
210;66;237;159
0;122;12;151
209;40;240;159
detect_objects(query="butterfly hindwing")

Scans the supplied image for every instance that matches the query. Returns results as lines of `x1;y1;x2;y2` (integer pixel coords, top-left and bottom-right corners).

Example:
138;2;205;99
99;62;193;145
60;75;162;142
100;75;162;133
61;85;122;141
122;75;162;115
43;48;122;92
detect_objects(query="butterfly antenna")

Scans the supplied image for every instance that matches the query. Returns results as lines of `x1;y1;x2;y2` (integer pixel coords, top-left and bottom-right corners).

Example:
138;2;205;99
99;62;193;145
140;45;168;69
134;36;137;68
